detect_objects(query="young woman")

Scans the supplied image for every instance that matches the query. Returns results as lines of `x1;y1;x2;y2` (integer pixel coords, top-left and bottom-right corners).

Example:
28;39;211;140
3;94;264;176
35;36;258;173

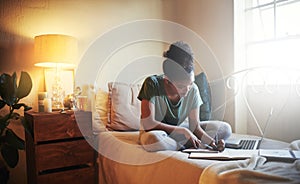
138;41;231;152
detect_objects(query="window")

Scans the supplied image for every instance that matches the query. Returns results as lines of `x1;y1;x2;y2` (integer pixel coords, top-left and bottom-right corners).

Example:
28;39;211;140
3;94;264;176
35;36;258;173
234;0;300;136
235;0;300;85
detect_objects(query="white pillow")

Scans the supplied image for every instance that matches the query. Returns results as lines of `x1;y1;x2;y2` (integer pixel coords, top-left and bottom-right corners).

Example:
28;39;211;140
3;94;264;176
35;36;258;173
106;82;141;131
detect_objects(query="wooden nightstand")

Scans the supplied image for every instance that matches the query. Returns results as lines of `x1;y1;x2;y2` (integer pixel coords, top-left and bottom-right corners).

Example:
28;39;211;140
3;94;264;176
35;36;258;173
24;111;98;184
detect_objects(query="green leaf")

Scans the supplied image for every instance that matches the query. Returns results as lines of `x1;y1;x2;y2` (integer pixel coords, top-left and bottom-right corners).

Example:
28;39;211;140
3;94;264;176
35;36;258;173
0;73;17;106
16;71;32;99
24;105;32;111
1;143;19;168
5;129;25;150
0;100;5;109
0;114;10;129
12;72;17;95
0;119;7;130
12;103;24;110
12;103;32;111
0;74;2;97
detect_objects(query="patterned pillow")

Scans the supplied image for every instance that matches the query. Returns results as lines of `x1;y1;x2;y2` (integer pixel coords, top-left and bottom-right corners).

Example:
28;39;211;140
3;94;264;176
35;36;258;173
94;89;109;133
194;72;212;121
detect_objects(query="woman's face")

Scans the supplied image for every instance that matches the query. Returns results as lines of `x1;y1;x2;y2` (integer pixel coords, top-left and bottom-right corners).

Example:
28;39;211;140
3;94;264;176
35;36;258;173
171;73;194;98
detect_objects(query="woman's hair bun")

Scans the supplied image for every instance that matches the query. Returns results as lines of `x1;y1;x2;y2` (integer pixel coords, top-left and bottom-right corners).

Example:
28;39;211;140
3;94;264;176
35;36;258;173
164;41;194;62
163;41;195;80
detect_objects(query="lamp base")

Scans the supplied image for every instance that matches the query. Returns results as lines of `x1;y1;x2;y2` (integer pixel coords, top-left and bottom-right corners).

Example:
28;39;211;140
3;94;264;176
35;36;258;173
51;99;64;110
51;108;64;112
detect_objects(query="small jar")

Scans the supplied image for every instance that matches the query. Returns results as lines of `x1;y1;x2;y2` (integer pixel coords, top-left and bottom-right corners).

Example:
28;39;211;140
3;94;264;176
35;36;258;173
38;92;48;112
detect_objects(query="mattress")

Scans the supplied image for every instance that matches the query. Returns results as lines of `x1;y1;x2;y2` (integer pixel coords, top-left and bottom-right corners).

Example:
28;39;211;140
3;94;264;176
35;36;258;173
97;131;300;184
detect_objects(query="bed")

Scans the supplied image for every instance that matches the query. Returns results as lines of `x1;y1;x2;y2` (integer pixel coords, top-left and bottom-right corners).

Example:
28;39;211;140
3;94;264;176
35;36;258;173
97;132;300;184
90;79;300;184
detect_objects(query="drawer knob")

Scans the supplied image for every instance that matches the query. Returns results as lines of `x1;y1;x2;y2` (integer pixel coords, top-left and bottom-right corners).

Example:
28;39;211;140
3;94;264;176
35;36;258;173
66;129;75;137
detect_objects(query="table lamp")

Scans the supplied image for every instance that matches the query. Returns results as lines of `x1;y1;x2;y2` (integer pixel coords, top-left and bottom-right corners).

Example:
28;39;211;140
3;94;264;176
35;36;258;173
34;34;78;110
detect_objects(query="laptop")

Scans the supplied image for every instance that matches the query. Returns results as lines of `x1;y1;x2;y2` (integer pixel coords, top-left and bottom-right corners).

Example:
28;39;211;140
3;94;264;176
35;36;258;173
225;108;273;150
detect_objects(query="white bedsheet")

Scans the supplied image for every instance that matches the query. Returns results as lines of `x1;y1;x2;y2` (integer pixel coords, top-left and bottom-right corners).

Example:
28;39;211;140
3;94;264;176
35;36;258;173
200;156;300;184
97;131;300;184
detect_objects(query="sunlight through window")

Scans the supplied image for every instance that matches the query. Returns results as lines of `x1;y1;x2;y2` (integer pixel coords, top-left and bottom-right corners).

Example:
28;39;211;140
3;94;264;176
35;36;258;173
236;0;300;85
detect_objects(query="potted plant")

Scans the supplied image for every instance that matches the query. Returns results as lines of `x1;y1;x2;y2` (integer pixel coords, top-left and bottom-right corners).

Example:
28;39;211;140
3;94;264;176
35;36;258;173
0;71;32;173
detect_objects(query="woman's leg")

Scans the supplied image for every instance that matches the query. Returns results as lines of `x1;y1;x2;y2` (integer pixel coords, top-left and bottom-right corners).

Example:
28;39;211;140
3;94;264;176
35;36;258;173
178;120;232;148
199;120;232;141
139;121;232;151
139;130;181;151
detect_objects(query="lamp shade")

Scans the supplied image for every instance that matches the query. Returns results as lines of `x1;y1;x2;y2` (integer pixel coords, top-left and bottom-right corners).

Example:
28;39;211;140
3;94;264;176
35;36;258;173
34;34;78;68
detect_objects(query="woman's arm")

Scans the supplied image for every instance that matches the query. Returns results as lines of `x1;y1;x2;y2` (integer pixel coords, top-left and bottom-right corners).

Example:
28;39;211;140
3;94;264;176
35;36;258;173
188;108;225;151
140;99;201;148
188;108;214;143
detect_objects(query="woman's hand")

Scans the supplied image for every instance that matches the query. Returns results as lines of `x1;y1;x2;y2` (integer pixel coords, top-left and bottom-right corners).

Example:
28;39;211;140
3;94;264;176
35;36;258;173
210;139;225;152
176;127;202;149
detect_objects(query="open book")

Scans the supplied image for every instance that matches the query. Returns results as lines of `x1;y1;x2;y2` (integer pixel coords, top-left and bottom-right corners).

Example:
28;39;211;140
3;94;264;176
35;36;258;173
182;148;218;153
188;148;300;161
188;149;259;160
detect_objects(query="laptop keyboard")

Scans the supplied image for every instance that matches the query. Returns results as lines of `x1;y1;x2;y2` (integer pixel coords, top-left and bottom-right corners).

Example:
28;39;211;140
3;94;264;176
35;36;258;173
239;140;257;150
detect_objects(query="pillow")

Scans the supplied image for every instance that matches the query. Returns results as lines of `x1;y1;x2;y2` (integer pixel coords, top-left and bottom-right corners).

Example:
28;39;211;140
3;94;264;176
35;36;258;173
194;72;212;121
94;89;109;133
106;82;141;131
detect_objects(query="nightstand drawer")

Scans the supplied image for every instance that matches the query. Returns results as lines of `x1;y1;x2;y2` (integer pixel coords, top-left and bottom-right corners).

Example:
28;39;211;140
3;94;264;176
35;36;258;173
25;111;98;184
36;139;95;171
37;166;96;184
31;111;92;142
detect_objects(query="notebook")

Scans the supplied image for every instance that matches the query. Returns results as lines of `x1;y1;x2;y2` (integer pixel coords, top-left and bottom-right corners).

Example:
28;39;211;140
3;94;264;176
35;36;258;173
225;108;273;150
188;148;300;161
189;149;259;160
259;149;300;162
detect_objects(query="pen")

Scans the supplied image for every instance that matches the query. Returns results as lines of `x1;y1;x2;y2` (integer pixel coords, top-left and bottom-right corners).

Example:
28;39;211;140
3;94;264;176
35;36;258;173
199;142;215;150
204;144;214;150
212;134;219;151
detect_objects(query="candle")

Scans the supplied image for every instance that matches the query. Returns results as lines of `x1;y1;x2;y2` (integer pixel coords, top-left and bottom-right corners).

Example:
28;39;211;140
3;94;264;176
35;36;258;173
43;98;52;112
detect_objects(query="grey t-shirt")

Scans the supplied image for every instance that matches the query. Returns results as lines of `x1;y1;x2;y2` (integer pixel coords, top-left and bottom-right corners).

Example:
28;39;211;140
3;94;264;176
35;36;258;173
137;75;203;126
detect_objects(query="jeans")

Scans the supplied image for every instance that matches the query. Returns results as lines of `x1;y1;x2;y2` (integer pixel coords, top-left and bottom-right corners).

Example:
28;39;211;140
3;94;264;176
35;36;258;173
139;120;232;152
